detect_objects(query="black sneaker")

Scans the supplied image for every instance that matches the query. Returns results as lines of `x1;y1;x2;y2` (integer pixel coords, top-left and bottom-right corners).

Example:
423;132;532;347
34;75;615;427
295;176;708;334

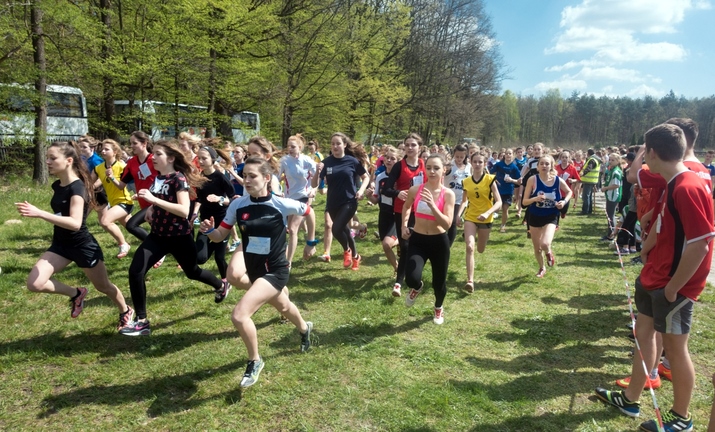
240;357;265;388
639;409;692;431
215;279;231;304
119;319;151;336
300;321;313;353
631;256;643;265
594;387;640;417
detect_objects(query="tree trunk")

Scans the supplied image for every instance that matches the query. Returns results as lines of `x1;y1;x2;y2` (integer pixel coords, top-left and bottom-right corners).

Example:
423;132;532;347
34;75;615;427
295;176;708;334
31;2;48;184
282;104;293;149
206;48;217;138
100;0;117;140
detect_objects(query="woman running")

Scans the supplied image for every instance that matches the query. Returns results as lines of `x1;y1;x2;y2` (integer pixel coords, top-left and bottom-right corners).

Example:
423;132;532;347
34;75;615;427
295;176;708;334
490;148;520;233
367;145;401;273
522;155;572;278
278;134;317;267
382;133;426;296
312;132;369;271
194;146;236;298
15;141;133;329
400;154;455;324
199;157;316;388
94;139;134;258
554;150;580;219
459;152;502;293
119;139;225;336
446;144;472;245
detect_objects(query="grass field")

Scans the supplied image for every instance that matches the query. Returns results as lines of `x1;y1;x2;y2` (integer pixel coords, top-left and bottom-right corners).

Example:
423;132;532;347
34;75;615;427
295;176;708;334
1;176;714;431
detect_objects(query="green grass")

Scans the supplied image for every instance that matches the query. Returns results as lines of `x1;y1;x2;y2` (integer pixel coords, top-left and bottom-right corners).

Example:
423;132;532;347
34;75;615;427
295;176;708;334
1;178;714;431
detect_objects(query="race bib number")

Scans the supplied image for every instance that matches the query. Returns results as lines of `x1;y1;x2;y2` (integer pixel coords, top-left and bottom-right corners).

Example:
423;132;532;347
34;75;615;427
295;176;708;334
381;195;393;205
246;236;271;255
412;173;424;186
139;162;152;179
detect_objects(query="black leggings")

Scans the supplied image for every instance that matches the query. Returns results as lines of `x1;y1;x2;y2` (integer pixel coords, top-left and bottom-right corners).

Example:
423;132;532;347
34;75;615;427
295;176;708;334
128;233;222;320
196;232;228;279
328;200;358;257
394;212;415;285
405;231;450;308
617;211;639;249
126;206;150;241
447;204;460;246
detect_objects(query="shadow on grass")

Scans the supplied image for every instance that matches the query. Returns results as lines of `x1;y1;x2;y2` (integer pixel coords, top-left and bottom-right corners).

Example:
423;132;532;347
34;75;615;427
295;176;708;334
39;359;246;418
466;410;625;431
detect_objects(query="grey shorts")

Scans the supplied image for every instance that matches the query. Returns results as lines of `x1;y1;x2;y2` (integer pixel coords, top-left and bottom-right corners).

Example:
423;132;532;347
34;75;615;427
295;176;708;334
634;276;695;334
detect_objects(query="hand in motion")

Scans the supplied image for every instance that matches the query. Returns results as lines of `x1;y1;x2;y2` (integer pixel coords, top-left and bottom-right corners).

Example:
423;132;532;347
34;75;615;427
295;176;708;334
401;226;412;240
419;187;434;207
477;212;489;221
105;168;114;179
206;194;221;203
200;216;215;233
397;190;408;201
15;201;42;218
555;200;565;209
135;189;157;205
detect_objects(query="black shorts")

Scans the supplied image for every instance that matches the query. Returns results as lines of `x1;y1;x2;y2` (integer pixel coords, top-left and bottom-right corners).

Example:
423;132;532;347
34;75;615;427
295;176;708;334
249;266;290;291
501;194;513;206
48;237;104;268
115;203;134;214
378;206;397;239
527;212;559;228
95;190;108;206
634;277;694;334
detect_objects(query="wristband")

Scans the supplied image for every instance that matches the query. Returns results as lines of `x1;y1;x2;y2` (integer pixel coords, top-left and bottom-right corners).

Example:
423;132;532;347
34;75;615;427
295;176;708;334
306;239;319;247
204;227;215;235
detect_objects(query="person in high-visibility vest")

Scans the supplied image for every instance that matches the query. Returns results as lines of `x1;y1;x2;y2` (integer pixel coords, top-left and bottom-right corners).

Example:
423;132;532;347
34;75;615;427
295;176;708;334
579;148;601;214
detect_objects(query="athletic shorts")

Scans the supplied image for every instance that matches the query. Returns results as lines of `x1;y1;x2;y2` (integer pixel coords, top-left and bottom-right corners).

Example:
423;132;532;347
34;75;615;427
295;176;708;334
378;207;397;239
527;212;559;228
634;277;694;335
501;194;513;206
48;238;104;268
250;266;290;291
115;203;134;214
95;190;108;206
465;220;492;229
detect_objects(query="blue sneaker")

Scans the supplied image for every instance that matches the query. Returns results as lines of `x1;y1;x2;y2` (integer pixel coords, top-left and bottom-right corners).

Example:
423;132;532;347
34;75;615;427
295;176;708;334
594;387;640;417
240;357;264;388
639;410;692;432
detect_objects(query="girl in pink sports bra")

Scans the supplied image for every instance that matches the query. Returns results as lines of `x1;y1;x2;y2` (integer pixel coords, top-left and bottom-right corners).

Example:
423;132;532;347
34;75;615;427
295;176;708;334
400;154;456;324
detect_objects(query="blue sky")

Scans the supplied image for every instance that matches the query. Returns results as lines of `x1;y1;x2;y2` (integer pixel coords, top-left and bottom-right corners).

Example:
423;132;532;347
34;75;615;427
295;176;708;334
483;0;715;98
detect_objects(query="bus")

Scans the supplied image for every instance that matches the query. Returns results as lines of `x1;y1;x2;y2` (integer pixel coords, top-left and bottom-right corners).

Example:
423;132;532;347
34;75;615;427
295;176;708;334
0;84;88;144
114;100;260;143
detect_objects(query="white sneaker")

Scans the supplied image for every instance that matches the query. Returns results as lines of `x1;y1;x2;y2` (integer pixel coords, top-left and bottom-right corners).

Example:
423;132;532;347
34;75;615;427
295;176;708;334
392;283;401;297
433;307;444;325
405;282;423;307
117;243;131;259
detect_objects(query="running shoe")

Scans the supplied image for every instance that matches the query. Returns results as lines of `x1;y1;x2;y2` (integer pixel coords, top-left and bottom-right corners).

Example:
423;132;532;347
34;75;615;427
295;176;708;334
658;363;672;381
433;307;444;325
240;357;265;388
546;251;555;267
639;410;692;432
215;279;231;303
499;225;506;233
600;236;614;242
300;321;313;353
526;230;531;239
392;283;402;297
318;253;331;263
594;387;640;417
70;287;88;318
615;375;661;389
631;256;643;265
536;267;546;278
119;319;151;336
280;315;289;324
343;249;353;268
614;248;631;255
351;254;361;271
117;306;134;331
117;243;131;259
153;255;166;269
405;282;423;307
464;281;474;293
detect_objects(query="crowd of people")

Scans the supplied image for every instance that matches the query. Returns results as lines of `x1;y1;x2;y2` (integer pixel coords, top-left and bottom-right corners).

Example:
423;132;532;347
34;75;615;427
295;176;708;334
13;119;715;430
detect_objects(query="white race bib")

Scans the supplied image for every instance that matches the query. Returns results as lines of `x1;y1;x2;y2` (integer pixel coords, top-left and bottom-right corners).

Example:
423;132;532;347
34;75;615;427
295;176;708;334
139;162;152;179
380;195;393;205
412;173;424;186
246;236;271;255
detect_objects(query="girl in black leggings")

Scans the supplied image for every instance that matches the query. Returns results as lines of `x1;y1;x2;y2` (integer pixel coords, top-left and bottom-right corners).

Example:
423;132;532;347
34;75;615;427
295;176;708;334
312;132;369;270
400;154;455;325
119;139;223;336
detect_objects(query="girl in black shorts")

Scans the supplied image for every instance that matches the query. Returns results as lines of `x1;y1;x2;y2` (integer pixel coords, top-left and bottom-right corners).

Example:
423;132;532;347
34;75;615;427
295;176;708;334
119;139;224;337
200;157;317;388
15;141;133;329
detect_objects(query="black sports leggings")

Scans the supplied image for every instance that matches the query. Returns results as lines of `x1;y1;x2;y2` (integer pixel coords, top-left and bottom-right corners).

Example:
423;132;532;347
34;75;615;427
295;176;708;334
196;232;228;279
129;233;222;320
126;206;150;241
405;231;450;308
394;212;415;285
328;200;358;257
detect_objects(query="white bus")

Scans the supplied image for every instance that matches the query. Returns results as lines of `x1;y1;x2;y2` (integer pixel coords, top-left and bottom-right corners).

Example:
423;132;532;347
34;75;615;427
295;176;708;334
114;100;260;143
0;84;89;144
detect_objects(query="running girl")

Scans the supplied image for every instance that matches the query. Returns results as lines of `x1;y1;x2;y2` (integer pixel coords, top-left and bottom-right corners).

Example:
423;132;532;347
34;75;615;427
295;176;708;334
522;155;572;278
446;144;471;245
15;141;133;329
278;134;317;266
554;151;581;219
194;146;236;298
459;152;502;292
200;157;316;388
95;139;134;258
312;132;369;270
119;139;225;336
490;148;520;233
400;154;456;324
367;145;401;273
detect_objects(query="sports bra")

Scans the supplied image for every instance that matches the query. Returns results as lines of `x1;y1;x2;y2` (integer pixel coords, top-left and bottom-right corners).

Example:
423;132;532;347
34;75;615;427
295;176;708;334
413;184;446;221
